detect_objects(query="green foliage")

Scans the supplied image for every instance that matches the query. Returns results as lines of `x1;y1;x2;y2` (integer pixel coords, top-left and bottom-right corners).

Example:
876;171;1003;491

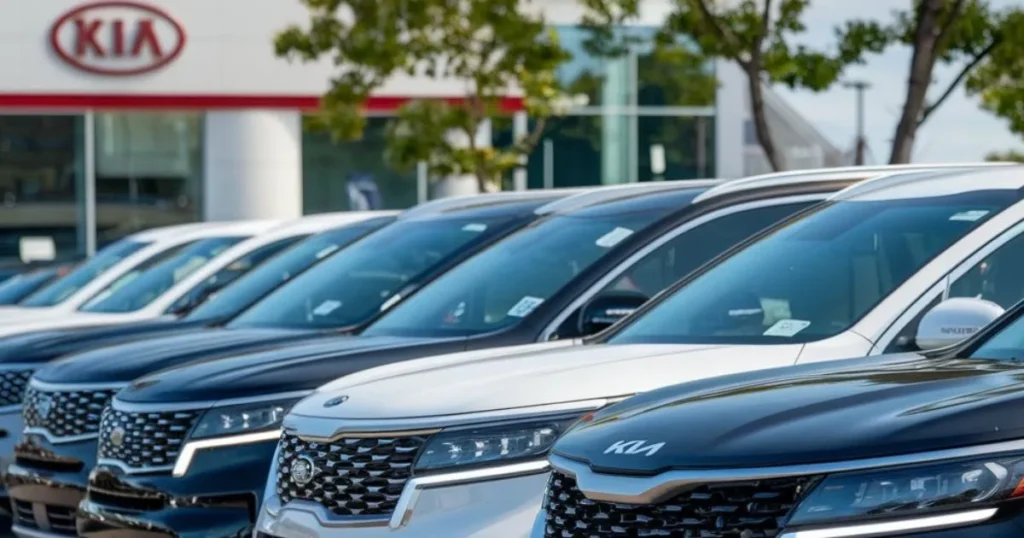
838;0;1005;162
985;149;1024;162
967;10;1024;137
275;0;573;190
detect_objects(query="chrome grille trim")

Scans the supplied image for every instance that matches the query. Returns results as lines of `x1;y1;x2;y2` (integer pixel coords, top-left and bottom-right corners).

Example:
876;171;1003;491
22;381;125;443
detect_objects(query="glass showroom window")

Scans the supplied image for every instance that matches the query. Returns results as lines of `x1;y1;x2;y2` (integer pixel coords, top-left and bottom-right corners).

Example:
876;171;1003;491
93;112;203;247
0;115;87;262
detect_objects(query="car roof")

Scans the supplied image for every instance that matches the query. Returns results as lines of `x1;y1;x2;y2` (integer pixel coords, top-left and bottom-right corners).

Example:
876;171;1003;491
694;163;1010;204
831;165;1024;201
556;184;720;219
171;220;284;240
261;211;399;238
125;222;220;241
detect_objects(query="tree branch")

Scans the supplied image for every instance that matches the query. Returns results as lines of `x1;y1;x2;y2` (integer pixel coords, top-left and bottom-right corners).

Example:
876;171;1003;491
757;0;774;48
936;0;968;45
693;0;752;69
918;38;1000;128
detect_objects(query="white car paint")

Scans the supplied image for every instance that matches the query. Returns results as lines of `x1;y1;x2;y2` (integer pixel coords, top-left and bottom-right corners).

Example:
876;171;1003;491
0;221;279;322
0;213;394;337
260;165;1024;538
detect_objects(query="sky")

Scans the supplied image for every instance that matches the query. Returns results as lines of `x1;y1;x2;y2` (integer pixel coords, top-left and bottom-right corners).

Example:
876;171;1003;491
773;0;1023;163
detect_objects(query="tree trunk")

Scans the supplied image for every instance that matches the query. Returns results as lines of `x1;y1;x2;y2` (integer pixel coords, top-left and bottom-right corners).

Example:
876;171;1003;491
746;68;782;171
889;0;944;164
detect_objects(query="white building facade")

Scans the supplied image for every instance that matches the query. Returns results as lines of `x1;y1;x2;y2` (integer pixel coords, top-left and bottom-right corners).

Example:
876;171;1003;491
0;0;836;260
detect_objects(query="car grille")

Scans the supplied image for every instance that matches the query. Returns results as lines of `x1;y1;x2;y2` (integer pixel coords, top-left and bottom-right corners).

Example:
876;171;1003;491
276;432;430;518
542;471;818;538
12;499;77;535
23;384;119;440
97;406;201;470
0;368;33;407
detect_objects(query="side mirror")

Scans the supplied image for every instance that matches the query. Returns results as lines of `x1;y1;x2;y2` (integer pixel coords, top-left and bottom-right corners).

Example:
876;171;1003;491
578;291;649;336
914;297;1005;351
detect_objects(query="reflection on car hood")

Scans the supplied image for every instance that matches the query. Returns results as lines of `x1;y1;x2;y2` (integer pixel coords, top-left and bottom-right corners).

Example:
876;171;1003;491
117;335;459;403
0;312;122;338
0;319;208;365
34;327;328;384
552;353;1024;474
290;343;805;421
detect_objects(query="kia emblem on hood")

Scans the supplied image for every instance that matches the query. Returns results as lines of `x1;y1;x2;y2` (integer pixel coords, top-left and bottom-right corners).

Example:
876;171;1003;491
323;395;349;408
604;440;665;456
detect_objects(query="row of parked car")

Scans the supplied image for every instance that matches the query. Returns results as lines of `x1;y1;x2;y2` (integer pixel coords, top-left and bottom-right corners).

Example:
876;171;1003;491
0;163;1019;538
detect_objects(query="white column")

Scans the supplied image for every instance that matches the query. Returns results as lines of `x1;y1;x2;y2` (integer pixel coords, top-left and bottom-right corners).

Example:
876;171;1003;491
431;120;495;198
202;110;303;220
714;61;746;179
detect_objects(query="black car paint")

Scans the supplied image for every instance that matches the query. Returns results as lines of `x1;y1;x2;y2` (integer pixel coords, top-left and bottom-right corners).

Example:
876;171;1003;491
546;302;1024;537
66;181;866;538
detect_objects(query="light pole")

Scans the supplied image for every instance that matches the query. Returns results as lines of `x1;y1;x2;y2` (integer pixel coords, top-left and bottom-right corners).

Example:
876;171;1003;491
843;80;870;165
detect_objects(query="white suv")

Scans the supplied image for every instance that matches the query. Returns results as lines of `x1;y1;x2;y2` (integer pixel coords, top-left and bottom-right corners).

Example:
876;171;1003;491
257;165;1024;538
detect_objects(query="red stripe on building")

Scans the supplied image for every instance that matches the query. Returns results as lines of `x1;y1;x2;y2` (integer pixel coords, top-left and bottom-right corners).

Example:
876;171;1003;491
0;94;525;111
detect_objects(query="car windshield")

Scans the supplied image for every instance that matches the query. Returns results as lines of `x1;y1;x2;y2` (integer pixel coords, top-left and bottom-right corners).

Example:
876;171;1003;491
20;239;149;307
226;214;521;330
970;313;1024;360
79;237;245;313
0;269;61;304
363;211;667;338
609;190;1019;346
185;221;392;322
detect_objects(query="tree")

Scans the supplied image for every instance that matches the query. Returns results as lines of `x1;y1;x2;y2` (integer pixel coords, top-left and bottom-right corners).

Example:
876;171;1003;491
274;0;574;192
583;0;885;172
966;10;1024;142
985;150;1024;162
840;0;1003;164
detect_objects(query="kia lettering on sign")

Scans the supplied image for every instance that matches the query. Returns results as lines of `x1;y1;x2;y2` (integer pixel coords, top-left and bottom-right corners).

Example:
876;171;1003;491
50;1;186;76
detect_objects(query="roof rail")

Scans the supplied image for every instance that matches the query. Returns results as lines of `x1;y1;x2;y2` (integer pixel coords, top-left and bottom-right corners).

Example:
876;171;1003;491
535;179;723;215
692;163;1010;204
829;164;1024;201
397;188;590;220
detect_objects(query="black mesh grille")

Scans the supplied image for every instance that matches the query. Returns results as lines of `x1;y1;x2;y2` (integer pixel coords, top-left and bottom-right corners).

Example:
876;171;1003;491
97;406;200;470
542;471;817;538
0;369;33;407
276;432;429;518
23;384;119;439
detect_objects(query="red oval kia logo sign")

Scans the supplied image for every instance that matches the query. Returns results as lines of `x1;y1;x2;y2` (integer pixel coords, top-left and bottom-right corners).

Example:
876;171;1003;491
50;1;186;76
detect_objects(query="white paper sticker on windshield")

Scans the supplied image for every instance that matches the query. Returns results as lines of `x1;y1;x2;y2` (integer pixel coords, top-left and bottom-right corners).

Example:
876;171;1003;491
949;210;990;222
507;296;545;318
315;245;340;259
596;227;634;248
763;319;811;337
312;300;342;316
728;308;763;317
462;223;488;232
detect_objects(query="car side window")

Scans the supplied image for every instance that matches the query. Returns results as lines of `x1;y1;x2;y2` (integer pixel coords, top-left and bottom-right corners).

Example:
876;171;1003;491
550;201;816;339
884;231;1024;353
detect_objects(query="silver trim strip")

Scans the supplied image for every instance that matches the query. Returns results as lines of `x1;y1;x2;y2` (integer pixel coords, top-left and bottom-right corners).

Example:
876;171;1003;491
549;436;1024;504
265;459;551;529
29;380;128;392
780;508;997;538
284;398;612;438
12;525;68;538
23;427;98;445
96;458;173;475
172;429;281;477
111;390;313;412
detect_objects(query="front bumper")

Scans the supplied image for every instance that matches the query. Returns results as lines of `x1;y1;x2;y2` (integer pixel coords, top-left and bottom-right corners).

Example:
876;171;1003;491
0;407;26;517
256;464;551;538
6;435;94;538
76;436;278;538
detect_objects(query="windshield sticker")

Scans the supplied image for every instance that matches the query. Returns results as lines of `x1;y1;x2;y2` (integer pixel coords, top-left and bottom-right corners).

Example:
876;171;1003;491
507;296;545;318
312;299;342;316
462;223;488;232
315;245;340;259
595;227;634;248
759;298;792;325
949;210;990;222
728;308;763;317
763;319;811;337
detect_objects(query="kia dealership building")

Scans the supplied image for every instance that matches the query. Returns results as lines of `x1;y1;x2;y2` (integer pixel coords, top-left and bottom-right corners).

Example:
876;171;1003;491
0;0;842;260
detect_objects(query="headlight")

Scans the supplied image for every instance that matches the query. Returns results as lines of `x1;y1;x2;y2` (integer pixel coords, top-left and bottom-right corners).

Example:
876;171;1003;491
413;415;583;472
788;456;1024;527
190;398;299;439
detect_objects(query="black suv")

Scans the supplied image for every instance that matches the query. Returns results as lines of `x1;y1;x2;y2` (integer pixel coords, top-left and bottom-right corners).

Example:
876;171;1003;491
539;299;1024;538
59;170;874;538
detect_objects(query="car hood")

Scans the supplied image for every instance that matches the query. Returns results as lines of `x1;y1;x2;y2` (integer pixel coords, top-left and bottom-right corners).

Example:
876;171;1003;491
116;335;457;403
551;353;1024;474
0;312;124;337
291;343;805;420
34;327;328;384
0;318;210;365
